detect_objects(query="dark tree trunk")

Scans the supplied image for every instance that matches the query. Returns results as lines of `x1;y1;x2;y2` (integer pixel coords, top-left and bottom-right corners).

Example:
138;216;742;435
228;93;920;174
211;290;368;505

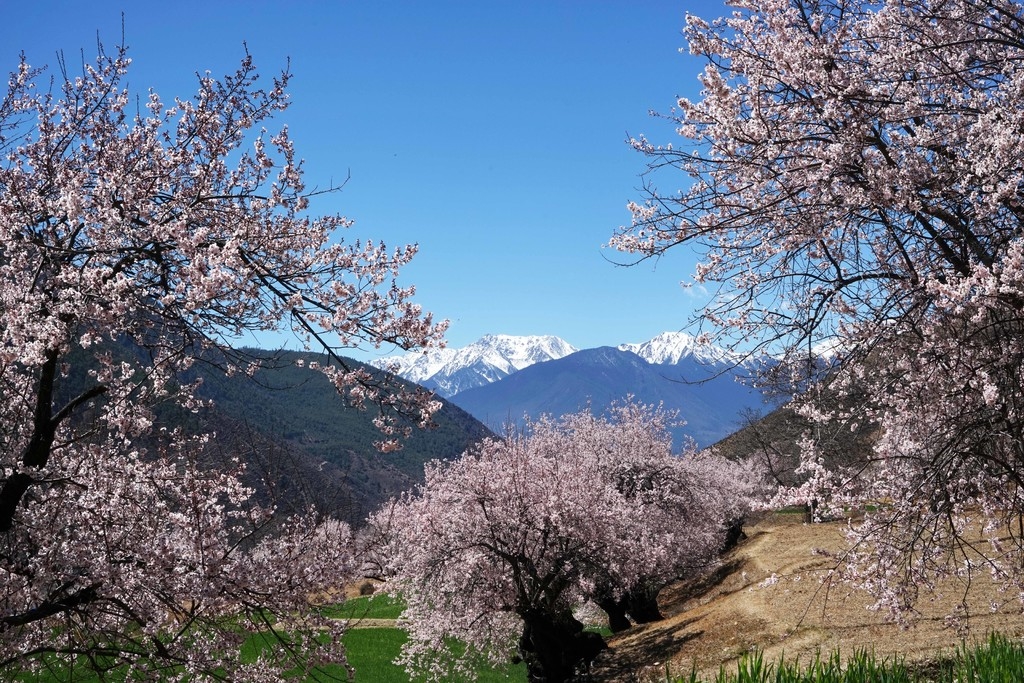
518;607;606;683
594;596;632;633
0;349;107;532
623;583;663;624
723;516;747;550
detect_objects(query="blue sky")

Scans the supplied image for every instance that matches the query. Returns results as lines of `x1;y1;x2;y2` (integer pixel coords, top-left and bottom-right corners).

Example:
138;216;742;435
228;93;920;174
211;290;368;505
2;1;730;359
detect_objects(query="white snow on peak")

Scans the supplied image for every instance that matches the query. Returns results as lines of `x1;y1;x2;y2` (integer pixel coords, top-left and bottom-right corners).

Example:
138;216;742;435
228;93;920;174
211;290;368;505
377;334;578;396
460;334;578;373
379;331;741;396
377;346;457;385
618;331;736;366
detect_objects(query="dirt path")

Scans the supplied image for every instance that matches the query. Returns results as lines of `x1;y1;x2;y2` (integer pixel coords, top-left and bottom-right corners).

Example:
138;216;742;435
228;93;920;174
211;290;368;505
593;513;1024;681
341;617;399;630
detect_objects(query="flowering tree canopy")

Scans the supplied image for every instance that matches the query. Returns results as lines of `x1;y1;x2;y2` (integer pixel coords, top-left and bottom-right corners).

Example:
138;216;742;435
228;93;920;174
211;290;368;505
375;401;762;683
0;43;445;679
612;0;1024;627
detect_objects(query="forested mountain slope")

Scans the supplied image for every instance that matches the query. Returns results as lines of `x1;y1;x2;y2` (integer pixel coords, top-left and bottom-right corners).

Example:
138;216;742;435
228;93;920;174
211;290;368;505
192;349;493;522
57;341;491;524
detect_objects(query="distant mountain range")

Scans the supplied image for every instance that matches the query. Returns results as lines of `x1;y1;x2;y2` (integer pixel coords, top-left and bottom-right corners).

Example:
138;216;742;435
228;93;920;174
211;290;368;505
380;334;578;397
380;332;777;448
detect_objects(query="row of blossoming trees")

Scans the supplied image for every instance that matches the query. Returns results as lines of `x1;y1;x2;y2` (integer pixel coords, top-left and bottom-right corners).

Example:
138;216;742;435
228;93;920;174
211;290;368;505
304;0;1024;676
8;0;1024;678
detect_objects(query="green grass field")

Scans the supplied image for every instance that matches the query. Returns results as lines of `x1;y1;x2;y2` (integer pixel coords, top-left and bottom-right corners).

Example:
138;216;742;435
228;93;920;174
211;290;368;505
343;628;527;682
318;593;406;620
14;608;525;682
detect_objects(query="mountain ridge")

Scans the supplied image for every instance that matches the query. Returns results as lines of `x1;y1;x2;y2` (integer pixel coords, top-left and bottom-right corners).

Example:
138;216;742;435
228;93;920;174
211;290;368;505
189;349;492;523
449;345;770;448
618;330;739;366
381;331;744;397
378;334;578;397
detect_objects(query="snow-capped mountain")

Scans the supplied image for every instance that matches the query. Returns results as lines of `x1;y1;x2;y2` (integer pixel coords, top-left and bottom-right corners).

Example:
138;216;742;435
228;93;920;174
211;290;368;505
379;334;577;398
451;345;771;448
618;331;737;366
381;331;744;398
379;331;778;446
380;347;459;386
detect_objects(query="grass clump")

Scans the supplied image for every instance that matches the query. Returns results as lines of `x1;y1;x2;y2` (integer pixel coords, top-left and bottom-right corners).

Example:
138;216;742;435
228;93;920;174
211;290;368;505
672;633;1024;683
948;632;1024;682
685;649;914;683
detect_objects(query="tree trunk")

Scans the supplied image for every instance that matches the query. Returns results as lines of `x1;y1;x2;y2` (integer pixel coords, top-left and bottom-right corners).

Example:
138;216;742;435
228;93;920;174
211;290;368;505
723;516;747;550
518;607;606;683
624;583;663;624
594;596;632;633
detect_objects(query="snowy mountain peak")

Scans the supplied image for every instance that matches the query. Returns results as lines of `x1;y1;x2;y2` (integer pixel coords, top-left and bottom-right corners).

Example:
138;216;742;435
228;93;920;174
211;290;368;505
378;334;577;397
378;331;740;398
379;347;456;385
470;334;578;371
618;331;736;366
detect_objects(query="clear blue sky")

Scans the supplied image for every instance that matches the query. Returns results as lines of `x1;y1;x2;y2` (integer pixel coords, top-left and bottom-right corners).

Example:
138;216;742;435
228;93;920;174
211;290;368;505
1;1;729;359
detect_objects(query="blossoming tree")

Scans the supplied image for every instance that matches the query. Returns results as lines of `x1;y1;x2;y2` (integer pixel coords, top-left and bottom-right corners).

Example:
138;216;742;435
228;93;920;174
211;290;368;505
0;43;445;680
375;402;762;683
611;0;1024;627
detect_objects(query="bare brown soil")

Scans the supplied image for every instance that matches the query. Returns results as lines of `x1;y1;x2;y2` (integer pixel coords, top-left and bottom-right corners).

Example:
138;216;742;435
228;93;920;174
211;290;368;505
592;513;1024;682
343;617;397;630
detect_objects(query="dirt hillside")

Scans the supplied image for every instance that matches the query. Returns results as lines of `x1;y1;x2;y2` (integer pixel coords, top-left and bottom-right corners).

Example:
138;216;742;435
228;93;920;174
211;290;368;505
593;513;1024;682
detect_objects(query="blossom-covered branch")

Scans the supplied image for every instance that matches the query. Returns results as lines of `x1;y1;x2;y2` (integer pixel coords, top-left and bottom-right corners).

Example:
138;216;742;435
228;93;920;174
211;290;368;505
613;0;1024;627
0;42;445;679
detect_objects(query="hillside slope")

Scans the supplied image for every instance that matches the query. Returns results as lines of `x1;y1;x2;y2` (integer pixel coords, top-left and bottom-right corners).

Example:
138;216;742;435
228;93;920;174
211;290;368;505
191;350;492;522
592;514;1024;681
